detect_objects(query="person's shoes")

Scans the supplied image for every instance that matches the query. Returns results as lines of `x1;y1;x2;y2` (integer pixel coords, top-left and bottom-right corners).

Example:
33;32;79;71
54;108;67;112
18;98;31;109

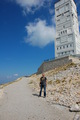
38;95;41;97
43;96;46;98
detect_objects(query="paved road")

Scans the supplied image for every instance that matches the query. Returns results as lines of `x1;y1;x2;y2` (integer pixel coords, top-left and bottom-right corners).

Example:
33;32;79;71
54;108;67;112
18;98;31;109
0;77;75;120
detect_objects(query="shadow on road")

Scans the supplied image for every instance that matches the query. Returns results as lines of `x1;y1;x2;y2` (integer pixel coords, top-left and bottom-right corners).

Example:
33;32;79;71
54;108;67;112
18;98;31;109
32;94;39;97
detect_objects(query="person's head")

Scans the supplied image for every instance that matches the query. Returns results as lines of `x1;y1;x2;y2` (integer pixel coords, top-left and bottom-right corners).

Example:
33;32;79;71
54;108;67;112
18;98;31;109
42;73;45;77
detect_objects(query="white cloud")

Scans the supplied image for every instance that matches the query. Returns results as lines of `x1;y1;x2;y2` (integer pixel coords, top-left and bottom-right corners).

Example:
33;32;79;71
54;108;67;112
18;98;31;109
11;0;45;13
51;15;56;26
7;74;19;79
49;9;55;15
76;1;80;7
15;0;40;7
7;75;12;79
10;0;53;13
25;19;55;47
22;9;27;16
13;74;19;77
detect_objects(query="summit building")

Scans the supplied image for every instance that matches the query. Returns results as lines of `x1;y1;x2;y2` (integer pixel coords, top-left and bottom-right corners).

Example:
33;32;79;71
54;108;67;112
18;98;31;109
55;0;80;58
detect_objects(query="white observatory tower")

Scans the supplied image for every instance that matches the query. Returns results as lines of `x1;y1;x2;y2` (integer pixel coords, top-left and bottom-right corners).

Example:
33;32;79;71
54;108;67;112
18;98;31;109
55;0;80;58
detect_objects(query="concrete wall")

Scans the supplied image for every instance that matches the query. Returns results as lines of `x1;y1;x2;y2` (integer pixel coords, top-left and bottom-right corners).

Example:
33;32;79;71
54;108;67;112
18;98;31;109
37;56;73;74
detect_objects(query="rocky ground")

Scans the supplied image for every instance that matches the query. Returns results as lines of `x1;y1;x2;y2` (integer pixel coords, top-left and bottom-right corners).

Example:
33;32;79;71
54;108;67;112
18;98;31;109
29;62;80;109
0;77;75;120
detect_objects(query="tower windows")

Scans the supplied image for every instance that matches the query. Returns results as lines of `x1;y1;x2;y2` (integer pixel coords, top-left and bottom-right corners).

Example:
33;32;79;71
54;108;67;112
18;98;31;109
63;46;65;48
66;3;69;6
63;25;65;28
60;30;67;35
62;13;64;16
65;30;67;33
57;19;60;22
67;15;70;17
67;45;68;48
70;44;73;47
55;0;80;57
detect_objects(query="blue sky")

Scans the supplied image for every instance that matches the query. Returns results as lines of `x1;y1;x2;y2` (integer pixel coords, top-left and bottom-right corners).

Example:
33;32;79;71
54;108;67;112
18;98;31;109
0;0;80;84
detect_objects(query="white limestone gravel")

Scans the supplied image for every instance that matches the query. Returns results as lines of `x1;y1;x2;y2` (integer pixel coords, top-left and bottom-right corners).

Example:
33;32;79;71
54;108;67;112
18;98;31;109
0;77;75;120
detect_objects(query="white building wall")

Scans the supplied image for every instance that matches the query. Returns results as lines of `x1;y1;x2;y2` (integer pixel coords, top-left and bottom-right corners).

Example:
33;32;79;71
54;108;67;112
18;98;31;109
55;0;80;58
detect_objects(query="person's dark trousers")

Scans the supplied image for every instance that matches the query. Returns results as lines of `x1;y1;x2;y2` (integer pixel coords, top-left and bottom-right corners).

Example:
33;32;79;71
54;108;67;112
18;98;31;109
39;84;46;97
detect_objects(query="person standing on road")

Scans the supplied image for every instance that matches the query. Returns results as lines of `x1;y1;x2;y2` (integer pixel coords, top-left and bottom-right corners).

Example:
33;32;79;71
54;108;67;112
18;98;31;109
39;73;47;98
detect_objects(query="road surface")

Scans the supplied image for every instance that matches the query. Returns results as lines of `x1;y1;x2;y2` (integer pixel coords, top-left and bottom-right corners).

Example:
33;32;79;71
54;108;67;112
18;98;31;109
0;77;75;120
